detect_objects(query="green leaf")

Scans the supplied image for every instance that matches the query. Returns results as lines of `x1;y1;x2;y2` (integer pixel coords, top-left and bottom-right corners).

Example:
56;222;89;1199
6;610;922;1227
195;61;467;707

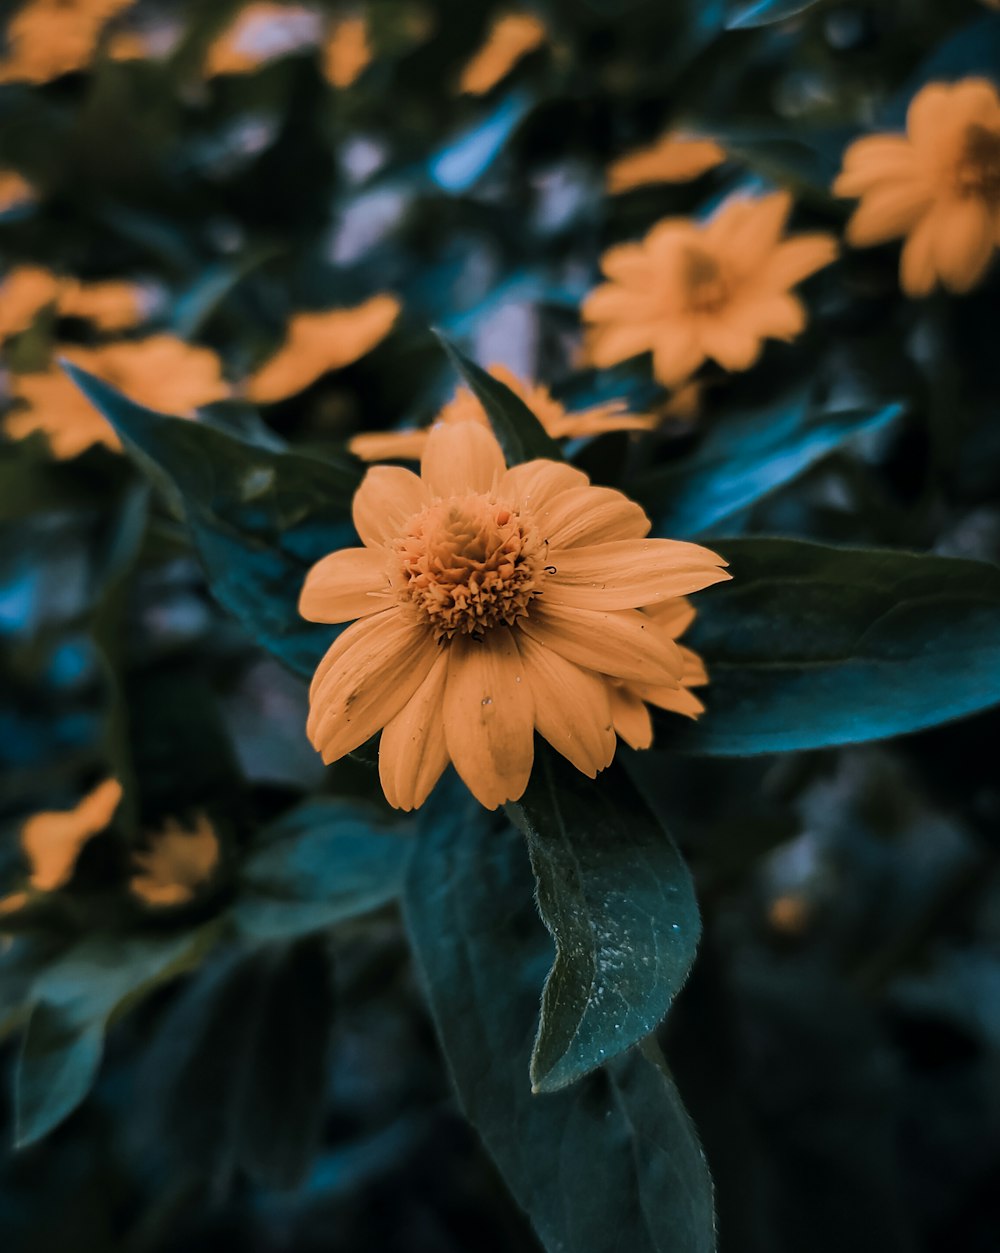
634;399;903;538
139;939;334;1190
405;788;715;1253
726;0;825;30
63;363;361;678
660;538;1000;755
234;800;409;941
15;931;207;1147
433;334;563;465
507;750;700;1093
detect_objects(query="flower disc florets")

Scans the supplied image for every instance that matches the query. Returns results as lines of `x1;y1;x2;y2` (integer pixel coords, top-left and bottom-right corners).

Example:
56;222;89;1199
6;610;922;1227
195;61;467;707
393;493;546;640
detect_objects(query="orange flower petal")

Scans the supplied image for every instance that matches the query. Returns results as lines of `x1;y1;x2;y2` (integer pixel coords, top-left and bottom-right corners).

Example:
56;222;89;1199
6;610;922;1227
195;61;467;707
934;196;996;292
609;685;654;749
635;681;706;720
758;235;838;289
607;133;725;194
247;295;400;404
545;539;730;610
299;547;390;623
322;13;371;88
651;325;705;388
21;777;122;892
899;208;940;297
307;610;438;762
520;602;683;687
442;628;534;809
379;649;451;810
539;485;650;548
517;633;615;777
845;180;933;246
349;429;429;462
698;317;763;373
498;459;589;509
458;12;545;96
421;419;506;497
352;465;428;548
644;596;696;635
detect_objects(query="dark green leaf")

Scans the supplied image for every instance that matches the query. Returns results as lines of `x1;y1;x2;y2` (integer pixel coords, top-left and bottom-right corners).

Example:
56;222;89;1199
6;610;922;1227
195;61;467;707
660;538;1000;755
405;787;715;1253
433;334;563;465
726;0;824;30
234;800;409;941
507;750;700;1093
139;939;334;1190
15;931;206;1147
63;364;361;678
634;400;903;538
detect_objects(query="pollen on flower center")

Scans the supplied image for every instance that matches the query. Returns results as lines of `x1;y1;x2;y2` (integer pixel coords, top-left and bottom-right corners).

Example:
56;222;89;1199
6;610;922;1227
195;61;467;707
392;494;547;640
955;123;1000;201
681;245;729;313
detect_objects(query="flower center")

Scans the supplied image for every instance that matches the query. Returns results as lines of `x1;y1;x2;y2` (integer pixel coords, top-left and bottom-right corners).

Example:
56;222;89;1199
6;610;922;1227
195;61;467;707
954;123;1000;202
393;494;546;640
681;245;729;313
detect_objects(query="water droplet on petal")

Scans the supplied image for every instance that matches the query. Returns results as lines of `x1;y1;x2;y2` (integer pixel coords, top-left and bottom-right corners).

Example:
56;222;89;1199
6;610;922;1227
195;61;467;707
481;697;493;706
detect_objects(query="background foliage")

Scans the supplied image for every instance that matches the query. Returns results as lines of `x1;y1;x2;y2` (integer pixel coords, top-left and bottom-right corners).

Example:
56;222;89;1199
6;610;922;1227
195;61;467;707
2;2;1000;1252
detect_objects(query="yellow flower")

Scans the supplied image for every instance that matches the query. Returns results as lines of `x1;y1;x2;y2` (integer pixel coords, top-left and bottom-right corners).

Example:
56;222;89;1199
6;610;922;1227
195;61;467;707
5;337;229;458
458;12;545;95
322;13;371;87
349;363;655;462
57;278;152;330
0;170;36;214
0;266;61;341
833;78;1000;296
581;191;836;387
202;2;321;77
130;813;220;907
300;420;729;810
606;133;726;194
246;294;401;404
0;0;134;84
19;778;122;892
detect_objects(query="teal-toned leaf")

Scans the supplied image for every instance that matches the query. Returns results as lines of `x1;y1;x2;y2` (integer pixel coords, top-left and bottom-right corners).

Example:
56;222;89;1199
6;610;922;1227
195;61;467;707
63;364;361;678
234;800;409;941
434;335;563;465
405;790;715;1253
726;0;824;29
507;750;700;1093
708;126;849;197
660;538;1000;756
139;939;334;1190
15;931;206;1147
429;91;533;193
634;400;903;538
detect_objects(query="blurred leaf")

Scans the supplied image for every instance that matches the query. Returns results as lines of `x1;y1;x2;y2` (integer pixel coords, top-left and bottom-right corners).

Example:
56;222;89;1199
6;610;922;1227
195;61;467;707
660;539;1000;755
635;400;903;538
405;786;715;1253
434;335;563;465
429;91;534;193
234;800;409;941
140;938;334;1190
709;127;848;197
726;0;825;29
507;750;700;1093
63;365;361;678
15;930;208;1147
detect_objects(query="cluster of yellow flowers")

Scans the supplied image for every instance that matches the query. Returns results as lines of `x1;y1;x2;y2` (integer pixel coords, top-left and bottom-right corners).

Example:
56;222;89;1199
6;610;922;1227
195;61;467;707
3;0;999;821
0;779;219;916
0;270;400;457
